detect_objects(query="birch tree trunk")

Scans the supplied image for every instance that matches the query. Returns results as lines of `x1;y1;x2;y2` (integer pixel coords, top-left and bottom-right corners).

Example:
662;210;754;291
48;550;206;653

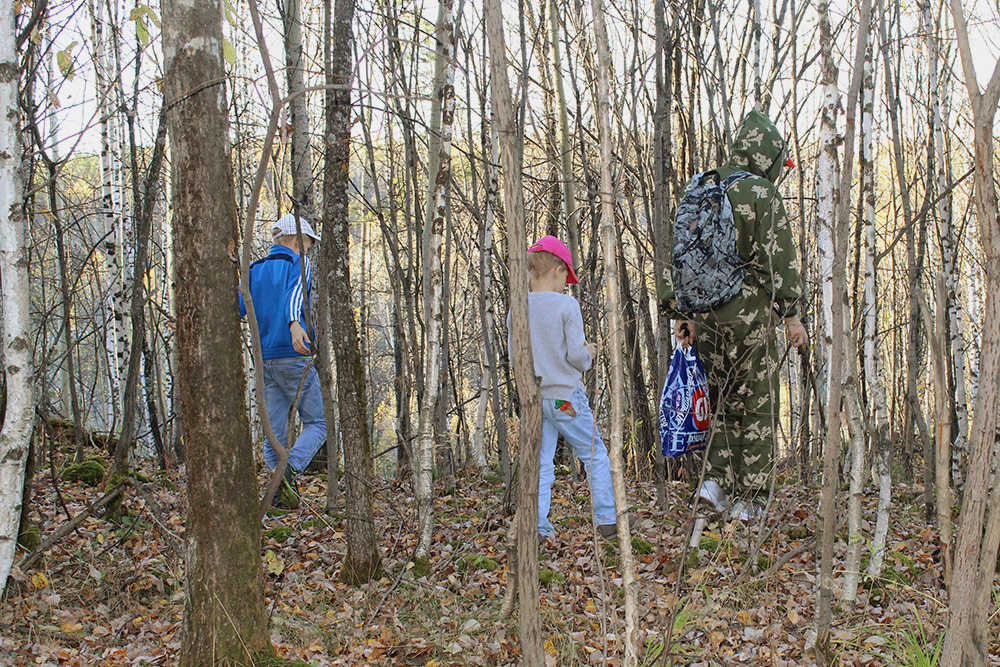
485;0;543;661
922;0;968;490
281;0;314;217
861;16;892;579
162;1;270;661
0;1;30;597
816;0;871;650
88;0;126;429
815;0;839;400
472;125;502;472
322;0;382;583
415;0;459;558
940;2;1000;663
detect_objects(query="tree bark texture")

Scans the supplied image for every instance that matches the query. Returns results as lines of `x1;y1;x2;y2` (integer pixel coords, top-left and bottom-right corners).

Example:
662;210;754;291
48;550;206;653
281;0;314;217
484;0;544;662
161;1;270;662
0;1;30;597
940;2;1000;661
589;0;638;661
322;0;382;584
415;0;459;558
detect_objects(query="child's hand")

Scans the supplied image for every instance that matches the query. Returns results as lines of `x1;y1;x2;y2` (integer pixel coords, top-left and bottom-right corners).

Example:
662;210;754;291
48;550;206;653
585;342;597;360
290;321;312;355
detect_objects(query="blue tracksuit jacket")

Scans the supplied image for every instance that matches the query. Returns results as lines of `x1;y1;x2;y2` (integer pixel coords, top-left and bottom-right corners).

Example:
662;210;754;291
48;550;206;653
239;244;313;359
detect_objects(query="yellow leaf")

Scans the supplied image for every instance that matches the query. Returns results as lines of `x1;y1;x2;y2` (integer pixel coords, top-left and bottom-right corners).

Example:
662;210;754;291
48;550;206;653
425;661;442;667
96;533;105;544
265;550;285;576
544;639;557;655
223;38;236;66
31;572;48;589
584;598;596;614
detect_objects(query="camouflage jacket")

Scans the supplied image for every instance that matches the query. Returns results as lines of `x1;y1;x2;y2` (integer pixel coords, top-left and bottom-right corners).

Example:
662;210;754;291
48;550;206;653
659;110;802;321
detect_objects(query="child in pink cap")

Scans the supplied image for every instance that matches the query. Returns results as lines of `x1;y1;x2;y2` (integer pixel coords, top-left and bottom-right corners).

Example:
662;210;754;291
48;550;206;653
507;236;629;541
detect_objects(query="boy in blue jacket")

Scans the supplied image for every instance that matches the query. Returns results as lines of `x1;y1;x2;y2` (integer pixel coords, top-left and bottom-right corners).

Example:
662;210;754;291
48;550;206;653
241;214;327;508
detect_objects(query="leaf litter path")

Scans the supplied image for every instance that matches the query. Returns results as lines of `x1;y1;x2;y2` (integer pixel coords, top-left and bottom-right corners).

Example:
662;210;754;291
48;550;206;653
3;458;998;666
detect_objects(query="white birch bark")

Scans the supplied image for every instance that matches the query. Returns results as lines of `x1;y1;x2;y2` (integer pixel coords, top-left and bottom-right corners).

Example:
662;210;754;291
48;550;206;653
281;0;313;216
815;12;839;400
0;0;30;597
861;19;892;579
922;0;968;488
817;0;871;643
471;129;500;472
588;1;637;663
415;0;459;558
88;0;126;426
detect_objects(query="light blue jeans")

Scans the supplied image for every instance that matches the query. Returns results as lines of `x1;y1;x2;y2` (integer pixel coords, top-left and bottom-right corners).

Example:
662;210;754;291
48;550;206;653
262;356;327;473
538;387;617;536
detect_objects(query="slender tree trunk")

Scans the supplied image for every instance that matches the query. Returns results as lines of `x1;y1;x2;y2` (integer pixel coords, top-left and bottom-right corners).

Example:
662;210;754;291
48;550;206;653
323;0;382;584
0;2;30;597
281;0;314;217
940;3;1000;662
485;0;543;661
588;0;638;662
816;0;871;652
549;0;579;270
924;275;954;588
113;111;167;475
415;0;460;557
922;0;968;490
861;15;892;579
162;1;270;661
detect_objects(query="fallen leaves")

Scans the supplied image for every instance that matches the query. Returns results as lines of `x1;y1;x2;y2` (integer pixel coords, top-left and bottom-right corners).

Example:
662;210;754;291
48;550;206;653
5;457;1000;666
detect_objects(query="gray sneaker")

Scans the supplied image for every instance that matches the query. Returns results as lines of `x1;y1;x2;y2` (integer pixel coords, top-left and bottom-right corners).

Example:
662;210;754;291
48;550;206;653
697;480;730;515
596;514;638;541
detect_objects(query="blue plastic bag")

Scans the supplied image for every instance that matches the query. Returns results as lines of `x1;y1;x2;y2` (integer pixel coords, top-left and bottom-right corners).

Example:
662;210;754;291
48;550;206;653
659;345;710;457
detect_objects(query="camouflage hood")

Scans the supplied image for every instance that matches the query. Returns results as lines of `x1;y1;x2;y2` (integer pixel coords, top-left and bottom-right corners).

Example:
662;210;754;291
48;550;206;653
725;110;788;183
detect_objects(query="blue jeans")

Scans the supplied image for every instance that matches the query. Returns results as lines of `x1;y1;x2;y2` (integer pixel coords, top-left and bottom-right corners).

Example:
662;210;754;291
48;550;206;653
262;356;327;473
538;387;617;536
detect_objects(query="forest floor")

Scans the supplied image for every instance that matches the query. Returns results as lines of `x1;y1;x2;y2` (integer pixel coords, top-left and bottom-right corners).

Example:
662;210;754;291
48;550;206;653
3;445;1000;666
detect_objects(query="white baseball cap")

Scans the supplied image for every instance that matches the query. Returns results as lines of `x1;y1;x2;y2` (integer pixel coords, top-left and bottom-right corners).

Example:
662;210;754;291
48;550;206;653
272;213;321;243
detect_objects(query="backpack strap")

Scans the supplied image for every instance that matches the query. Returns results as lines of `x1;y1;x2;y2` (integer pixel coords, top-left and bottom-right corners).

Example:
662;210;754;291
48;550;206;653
720;170;752;191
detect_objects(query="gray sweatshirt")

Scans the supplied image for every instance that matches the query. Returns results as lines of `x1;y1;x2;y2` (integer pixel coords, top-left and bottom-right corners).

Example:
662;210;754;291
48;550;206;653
507;291;593;401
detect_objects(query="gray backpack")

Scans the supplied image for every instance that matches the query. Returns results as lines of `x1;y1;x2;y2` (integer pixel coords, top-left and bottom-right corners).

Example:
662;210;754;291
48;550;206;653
671;170;751;313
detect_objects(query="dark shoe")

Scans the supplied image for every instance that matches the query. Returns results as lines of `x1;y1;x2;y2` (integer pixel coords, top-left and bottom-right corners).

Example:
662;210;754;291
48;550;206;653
597;514;638;541
275;465;300;510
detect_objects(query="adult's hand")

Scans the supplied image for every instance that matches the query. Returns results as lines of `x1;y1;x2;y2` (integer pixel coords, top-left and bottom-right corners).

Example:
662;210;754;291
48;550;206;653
585;341;597;360
290;321;312;355
674;319;696;346
784;316;808;349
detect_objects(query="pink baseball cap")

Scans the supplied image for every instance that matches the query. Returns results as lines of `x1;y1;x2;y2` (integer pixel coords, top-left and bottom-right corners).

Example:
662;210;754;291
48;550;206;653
528;235;579;284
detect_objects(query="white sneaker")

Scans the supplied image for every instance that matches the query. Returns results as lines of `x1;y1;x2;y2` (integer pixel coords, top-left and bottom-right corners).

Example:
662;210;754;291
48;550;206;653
729;500;762;522
697;480;730;515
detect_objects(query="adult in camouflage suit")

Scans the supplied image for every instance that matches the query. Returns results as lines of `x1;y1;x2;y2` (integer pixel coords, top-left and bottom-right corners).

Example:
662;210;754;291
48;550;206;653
659;110;808;520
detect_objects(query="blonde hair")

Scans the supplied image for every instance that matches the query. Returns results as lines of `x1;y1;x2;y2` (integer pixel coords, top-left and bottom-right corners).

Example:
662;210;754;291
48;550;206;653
528;250;566;280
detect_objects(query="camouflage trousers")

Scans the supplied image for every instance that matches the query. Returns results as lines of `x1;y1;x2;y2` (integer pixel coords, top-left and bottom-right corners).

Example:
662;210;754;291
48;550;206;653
692;299;781;499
